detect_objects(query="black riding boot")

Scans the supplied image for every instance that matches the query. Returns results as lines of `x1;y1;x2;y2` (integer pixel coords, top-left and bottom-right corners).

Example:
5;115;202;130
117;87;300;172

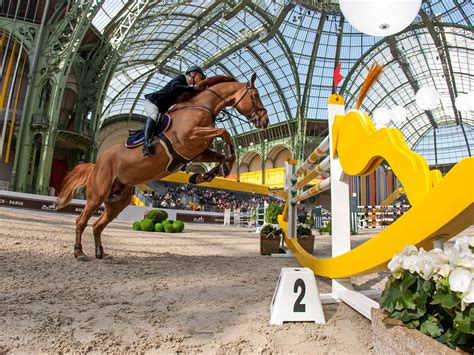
143;117;157;156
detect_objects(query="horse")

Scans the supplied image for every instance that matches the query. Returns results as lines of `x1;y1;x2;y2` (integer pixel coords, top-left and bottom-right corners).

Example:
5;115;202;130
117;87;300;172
57;73;269;261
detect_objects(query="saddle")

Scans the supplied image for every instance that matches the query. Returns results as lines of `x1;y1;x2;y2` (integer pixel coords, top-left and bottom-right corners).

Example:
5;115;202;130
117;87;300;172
125;113;171;148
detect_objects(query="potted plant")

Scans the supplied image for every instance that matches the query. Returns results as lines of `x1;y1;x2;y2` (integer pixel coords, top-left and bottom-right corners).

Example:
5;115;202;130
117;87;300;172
375;236;473;353
260;223;282;255
265;203;284;224
297;223;314;254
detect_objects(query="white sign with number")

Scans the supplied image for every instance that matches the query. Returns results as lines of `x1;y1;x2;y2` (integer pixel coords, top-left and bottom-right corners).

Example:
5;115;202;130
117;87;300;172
270;268;325;325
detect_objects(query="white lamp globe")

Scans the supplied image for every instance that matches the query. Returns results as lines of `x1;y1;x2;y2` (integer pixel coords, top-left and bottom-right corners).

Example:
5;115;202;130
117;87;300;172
373;107;391;127
455;94;468;112
339;0;422;37
390;105;407;123
464;92;474;111
415;87;439;110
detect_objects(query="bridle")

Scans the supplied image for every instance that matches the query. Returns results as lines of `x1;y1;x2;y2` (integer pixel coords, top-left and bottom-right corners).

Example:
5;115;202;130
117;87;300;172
206;82;267;127
169;81;266;127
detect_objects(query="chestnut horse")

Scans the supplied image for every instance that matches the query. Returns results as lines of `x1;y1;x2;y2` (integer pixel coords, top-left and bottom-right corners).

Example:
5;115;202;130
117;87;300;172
57;74;268;261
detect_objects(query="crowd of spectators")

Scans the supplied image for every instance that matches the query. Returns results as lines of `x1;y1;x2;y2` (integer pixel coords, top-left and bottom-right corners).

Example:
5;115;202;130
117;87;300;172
139;180;281;212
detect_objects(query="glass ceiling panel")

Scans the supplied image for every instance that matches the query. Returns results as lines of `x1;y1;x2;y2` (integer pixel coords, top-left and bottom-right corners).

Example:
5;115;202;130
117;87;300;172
92;0;128;33
99;0;472;150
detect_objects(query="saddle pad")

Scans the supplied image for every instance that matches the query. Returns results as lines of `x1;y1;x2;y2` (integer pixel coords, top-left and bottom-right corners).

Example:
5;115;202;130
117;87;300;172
125;114;171;148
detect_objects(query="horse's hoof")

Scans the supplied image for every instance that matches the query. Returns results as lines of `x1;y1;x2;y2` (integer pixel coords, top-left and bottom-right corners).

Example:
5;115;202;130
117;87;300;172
189;173;201;184
77;254;90;262
96;254;113;260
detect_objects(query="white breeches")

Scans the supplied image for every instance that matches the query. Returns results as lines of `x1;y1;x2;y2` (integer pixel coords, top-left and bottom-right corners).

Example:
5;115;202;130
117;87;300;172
144;99;159;121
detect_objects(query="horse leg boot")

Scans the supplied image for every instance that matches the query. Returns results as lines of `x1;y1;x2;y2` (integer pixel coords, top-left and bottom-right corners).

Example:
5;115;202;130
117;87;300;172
143;116;157;156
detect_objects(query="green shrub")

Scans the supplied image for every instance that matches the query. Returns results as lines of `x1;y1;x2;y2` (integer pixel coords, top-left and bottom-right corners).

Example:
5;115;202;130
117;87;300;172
173;220;185;233
164;224;175;233
132;221;141;231
140;219;154;232
265;203;284;224
154;223;164;232
319;220;332;235
146;209;168;223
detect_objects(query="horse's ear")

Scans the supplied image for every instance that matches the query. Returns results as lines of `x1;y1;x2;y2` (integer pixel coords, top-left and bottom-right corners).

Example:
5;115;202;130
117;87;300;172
250;72;257;87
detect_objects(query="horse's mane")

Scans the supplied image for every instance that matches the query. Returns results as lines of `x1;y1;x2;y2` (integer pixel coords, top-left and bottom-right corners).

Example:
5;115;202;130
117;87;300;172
195;75;238;92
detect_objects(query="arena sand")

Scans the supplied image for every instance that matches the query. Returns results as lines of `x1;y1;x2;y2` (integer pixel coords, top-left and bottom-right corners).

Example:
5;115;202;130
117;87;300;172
3;207;469;354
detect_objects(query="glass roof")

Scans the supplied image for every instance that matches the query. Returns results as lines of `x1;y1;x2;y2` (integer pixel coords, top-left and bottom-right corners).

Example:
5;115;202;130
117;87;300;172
342;24;473;160
94;0;473;150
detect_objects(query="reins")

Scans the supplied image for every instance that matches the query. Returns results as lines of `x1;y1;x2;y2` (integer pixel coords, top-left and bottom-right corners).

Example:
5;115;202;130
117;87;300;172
167;81;265;128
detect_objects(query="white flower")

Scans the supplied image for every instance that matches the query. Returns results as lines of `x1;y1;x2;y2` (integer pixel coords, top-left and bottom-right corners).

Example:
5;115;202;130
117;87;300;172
454;236;474;251
437;264;451;279
450;246;474;269
462;281;474;305
417;248;434;280
388;254;404;279
429;248;449;267
400;245;418;256
449;267;473;293
402;255;419;274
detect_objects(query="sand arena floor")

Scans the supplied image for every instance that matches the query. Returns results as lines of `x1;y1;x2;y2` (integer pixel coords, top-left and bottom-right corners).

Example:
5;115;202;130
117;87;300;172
1;207;471;354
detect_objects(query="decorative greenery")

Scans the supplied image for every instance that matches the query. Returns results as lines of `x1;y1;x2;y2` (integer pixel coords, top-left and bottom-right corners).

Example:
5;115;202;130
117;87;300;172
260;224;282;238
297;223;312;237
154;223;164;232
140;219;155;232
319;220;332;235
164;224;175;233
132;221;141;231
173;220;185;233
265;203;284;224
133;216;185;233
305;217;314;227
381;237;473;352
146;209;168;223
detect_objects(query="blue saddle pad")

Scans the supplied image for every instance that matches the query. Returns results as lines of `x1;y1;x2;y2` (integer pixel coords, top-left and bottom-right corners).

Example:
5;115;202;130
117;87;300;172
125;114;171;148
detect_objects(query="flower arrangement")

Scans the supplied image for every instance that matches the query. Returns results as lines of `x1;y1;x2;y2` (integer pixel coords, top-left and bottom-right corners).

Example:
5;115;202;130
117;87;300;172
297;223;312;237
260;223;282;238
380;236;473;351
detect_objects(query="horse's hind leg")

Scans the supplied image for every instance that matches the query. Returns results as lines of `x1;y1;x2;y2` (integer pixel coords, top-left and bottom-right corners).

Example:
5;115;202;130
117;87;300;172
75;168;113;261
92;187;133;259
75;199;104;261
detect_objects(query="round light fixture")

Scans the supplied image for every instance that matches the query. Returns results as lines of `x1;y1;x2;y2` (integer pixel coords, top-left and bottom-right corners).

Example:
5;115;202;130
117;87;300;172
464;92;474;111
415;86;439;111
373;107;391;127
390;105;407;123
339;0;422;37
455;94;468;112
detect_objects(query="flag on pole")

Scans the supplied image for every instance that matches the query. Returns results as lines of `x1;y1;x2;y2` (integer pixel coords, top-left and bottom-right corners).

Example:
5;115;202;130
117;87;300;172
333;63;344;94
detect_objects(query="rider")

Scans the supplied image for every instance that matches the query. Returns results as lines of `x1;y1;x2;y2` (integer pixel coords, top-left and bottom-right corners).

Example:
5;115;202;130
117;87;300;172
142;65;206;156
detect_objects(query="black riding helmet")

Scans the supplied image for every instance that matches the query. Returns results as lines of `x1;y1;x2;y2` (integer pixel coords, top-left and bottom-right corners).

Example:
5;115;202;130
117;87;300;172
185;65;206;79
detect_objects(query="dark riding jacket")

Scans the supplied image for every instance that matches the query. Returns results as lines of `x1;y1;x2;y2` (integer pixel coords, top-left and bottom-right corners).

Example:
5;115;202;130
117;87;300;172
144;75;196;113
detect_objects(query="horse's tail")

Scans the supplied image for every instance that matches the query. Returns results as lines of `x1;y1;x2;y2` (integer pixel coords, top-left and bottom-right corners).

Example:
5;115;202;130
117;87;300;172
57;163;94;209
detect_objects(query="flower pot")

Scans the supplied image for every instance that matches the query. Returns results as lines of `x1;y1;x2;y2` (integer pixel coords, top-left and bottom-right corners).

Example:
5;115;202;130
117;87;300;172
297;234;315;254
371;308;466;354
260;233;281;255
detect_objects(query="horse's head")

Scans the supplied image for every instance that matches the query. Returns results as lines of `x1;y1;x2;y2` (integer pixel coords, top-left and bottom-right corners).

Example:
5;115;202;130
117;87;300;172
233;73;269;129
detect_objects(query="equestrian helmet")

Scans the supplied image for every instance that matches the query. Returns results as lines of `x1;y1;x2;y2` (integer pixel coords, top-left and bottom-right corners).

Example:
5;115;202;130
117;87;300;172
185;65;206;79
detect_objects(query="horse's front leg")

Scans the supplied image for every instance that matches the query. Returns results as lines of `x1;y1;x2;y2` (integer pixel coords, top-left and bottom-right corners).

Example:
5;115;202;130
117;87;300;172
189;127;235;165
188;148;233;184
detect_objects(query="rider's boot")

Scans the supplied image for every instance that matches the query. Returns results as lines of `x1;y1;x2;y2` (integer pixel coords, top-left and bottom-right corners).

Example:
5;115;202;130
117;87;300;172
143;116;157;156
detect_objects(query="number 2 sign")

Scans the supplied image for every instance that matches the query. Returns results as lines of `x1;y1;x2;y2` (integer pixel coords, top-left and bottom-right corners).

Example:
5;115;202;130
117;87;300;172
270;268;325;325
